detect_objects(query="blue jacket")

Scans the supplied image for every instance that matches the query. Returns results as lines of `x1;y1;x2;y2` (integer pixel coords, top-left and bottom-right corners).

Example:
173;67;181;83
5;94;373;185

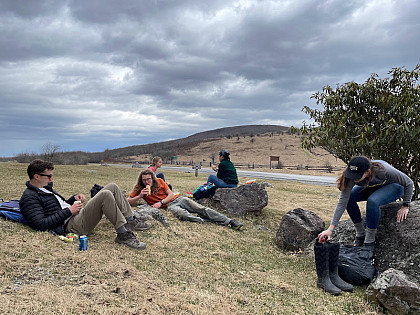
19;181;74;235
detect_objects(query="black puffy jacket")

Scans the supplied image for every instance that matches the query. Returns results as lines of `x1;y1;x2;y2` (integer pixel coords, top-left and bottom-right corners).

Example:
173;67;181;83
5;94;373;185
19;181;74;235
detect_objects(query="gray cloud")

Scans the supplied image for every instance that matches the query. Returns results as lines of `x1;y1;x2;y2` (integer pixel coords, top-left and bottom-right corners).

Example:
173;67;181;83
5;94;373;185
1;0;419;157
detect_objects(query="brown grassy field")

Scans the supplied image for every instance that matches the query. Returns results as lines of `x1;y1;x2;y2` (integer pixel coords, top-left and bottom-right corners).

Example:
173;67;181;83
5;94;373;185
0;162;381;314
127;132;347;171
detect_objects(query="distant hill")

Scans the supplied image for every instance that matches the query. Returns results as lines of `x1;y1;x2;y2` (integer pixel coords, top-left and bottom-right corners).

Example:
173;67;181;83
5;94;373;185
181;125;289;142
103;125;290;160
114;124;345;171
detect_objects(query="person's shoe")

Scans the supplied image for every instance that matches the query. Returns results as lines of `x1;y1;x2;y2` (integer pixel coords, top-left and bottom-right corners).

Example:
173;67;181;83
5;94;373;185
353;235;365;247
125;218;152;232
326;242;354;292
363;242;375;252
314;240;342;295
229;219;243;230
115;231;146;250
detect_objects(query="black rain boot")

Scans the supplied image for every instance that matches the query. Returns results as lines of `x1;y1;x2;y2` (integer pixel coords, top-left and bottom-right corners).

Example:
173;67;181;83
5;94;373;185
326;242;354;292
314;240;342;295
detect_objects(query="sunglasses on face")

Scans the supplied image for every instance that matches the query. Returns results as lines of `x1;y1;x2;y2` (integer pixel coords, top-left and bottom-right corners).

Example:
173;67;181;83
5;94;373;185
37;173;53;179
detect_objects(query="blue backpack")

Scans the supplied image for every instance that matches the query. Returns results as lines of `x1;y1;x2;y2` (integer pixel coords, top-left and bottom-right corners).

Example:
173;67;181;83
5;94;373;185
192;182;217;200
0;199;28;225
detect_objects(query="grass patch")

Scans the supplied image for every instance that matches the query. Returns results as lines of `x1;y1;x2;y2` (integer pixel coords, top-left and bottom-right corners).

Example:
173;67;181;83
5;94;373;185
0;163;381;314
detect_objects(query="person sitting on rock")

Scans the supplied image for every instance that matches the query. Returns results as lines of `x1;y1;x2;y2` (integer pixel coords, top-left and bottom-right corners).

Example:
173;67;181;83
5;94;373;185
20;159;149;250
127;169;243;229
318;156;414;251
207;150;238;188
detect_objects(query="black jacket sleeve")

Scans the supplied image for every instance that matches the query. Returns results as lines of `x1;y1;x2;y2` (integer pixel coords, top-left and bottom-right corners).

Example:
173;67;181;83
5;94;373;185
20;190;72;232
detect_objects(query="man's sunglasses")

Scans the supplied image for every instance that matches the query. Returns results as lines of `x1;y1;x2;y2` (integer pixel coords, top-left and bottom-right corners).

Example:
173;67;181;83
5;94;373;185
36;173;53;179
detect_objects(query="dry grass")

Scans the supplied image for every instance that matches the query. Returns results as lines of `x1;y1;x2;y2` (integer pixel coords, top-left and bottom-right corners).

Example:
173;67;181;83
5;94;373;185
128;133;347;171
0;162;381;314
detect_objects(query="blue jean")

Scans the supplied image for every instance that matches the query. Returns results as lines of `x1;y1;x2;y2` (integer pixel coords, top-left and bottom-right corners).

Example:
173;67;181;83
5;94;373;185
346;183;404;229
207;174;237;188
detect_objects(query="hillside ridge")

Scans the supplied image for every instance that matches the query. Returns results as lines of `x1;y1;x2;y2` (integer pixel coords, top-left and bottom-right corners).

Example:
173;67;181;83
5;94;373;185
104;124;290;159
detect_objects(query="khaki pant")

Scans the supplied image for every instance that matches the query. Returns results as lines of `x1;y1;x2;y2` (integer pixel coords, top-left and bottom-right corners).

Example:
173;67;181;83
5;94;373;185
167;196;231;225
66;183;133;235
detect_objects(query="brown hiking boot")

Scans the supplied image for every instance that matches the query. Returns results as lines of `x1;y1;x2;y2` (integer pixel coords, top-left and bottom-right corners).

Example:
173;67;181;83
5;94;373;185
125;217;152;231
115;231;146;250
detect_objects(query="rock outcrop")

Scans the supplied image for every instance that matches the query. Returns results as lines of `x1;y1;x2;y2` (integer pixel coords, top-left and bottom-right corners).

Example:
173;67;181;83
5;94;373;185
366;268;420;315
275;208;325;251
200;182;270;216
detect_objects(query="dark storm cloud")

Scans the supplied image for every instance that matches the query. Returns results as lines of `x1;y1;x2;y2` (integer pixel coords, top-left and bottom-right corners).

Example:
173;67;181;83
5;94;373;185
0;0;419;157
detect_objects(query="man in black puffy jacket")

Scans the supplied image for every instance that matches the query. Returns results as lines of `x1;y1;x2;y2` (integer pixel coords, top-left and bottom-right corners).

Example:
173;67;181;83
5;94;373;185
20;159;149;250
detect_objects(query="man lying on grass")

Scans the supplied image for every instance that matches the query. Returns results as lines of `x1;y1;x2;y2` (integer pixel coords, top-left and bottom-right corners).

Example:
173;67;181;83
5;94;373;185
19;159;149;250
127;169;243;229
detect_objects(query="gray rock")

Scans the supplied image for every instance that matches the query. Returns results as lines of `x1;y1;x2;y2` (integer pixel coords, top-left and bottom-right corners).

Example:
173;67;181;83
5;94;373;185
275;208;325;251
366;268;420;315
374;201;420;284
136;205;169;226
205;182;270;216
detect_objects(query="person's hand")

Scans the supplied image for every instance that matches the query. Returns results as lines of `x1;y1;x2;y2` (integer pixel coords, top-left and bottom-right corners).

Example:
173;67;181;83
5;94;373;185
211;165;217;171
69;201;83;214
75;194;86;203
397;206;409;223
152;202;161;209
141;187;150;197
318;229;332;242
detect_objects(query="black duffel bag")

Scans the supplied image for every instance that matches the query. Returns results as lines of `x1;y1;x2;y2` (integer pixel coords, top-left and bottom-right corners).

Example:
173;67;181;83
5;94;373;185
338;245;378;285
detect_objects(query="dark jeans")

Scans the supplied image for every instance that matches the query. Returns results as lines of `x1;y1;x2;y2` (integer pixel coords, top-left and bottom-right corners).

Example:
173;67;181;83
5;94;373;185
207;175;237;188
346;183;404;229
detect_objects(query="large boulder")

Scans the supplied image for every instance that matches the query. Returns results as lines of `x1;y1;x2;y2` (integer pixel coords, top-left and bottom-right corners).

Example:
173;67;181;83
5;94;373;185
331;200;420;283
366;268;420;315
204;182;270;216
275;208;325;251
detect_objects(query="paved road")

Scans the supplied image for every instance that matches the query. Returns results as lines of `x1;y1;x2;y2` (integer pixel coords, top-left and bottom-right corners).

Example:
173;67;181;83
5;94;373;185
129;164;337;187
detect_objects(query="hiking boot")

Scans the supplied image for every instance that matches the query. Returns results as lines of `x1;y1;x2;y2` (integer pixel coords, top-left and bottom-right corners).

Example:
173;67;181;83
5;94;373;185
115;231;146;250
353;235;365;247
229;219;243;230
125;218;152;232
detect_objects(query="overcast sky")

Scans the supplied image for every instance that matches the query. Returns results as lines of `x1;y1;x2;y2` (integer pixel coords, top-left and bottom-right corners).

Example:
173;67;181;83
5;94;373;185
0;0;419;157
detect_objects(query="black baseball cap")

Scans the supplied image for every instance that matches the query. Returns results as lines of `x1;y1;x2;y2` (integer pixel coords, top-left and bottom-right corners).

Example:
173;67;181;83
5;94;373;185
344;156;370;180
